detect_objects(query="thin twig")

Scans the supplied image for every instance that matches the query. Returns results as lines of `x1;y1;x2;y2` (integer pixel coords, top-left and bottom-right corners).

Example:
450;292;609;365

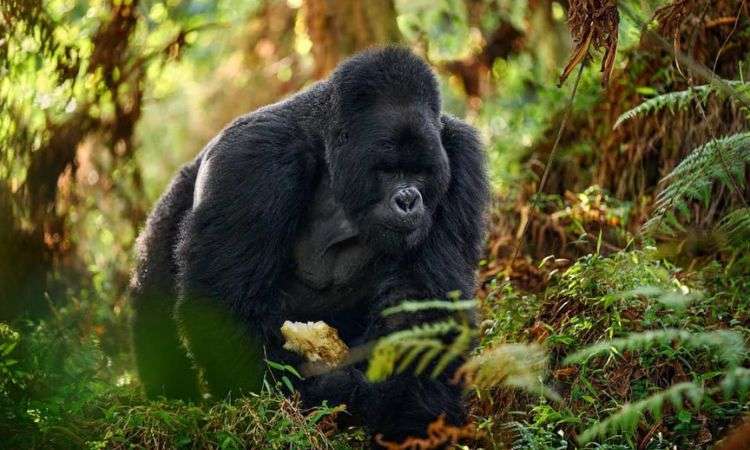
713;0;746;72
682;0;712;82
507;62;586;271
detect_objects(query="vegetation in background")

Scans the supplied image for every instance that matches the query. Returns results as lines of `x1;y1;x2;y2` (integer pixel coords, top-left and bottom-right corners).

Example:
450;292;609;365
2;0;749;448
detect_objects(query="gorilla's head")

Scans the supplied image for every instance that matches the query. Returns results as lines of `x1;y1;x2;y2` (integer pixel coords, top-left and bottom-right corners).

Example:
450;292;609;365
327;47;451;254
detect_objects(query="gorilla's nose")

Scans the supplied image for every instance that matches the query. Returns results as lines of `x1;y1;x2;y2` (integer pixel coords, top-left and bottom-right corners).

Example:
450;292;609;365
391;187;423;217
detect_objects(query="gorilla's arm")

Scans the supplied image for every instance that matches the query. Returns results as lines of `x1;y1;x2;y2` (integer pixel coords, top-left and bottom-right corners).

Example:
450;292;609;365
175;111;317;397
130;158;202;400
303;115;489;441
414;114;489;297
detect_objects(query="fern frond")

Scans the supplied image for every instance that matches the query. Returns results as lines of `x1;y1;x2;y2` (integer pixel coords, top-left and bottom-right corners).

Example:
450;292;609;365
721;367;750;402
564;329;746;367
380;299;477;317
660;133;750;185
718;208;750;249
578;382;704;444
618;285;701;309
644;132;750;235
367;299;481;381
366;319;474;382
614;81;750;129
432;323;474;377
455;343;559;400
579;367;750;443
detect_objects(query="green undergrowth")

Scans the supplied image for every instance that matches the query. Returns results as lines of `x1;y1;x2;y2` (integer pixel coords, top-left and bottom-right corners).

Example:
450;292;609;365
3;250;749;449
0;319;365;449
478;250;750;449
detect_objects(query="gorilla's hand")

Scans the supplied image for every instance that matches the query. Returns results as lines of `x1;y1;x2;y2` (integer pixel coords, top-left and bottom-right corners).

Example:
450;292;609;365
299;367;373;418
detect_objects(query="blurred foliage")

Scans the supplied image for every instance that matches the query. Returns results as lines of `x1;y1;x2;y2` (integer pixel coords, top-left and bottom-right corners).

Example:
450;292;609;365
1;0;750;448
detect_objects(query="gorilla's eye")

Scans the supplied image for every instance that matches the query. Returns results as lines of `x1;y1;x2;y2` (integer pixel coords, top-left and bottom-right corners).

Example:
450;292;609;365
374;169;398;182
403;164;432;177
372;160;398;174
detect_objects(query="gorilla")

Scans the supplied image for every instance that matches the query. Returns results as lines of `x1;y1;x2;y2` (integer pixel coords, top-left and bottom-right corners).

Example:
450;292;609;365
130;47;489;442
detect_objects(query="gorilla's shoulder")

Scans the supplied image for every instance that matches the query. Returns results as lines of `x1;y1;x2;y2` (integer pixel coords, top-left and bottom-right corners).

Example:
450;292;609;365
209;82;329;158
439;114;483;164
438;113;489;217
440;114;480;144
220;108;295;143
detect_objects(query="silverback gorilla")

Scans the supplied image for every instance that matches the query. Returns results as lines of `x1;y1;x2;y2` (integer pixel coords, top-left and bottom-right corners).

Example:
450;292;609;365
130;47;489;442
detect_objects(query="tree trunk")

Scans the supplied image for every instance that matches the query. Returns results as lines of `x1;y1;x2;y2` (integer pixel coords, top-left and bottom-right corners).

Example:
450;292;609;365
303;0;402;78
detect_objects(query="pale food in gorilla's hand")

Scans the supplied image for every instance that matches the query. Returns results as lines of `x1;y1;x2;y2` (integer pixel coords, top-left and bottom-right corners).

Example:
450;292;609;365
281;320;349;367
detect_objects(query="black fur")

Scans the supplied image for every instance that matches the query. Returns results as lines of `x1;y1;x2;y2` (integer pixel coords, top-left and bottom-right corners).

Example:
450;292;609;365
130;47;489;443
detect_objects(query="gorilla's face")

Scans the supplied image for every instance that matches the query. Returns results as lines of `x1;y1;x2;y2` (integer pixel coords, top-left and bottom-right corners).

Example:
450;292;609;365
330;101;450;254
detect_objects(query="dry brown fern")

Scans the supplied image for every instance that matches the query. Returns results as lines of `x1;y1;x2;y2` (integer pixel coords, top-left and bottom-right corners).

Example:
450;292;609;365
654;0;700;39
374;415;479;450
562;0;619;86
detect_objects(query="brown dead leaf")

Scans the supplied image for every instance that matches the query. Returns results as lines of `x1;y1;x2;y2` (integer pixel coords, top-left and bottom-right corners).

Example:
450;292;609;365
554;366;579;381
716;415;750;450
374;415;479;450
562;0;620;86
530;320;550;343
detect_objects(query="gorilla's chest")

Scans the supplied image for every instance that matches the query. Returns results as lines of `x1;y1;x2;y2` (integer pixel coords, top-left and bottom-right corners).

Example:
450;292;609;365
279;174;376;317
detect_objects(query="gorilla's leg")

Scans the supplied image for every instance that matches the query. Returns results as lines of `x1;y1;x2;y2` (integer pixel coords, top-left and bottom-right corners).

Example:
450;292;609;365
365;371;465;442
174;292;267;399
131;162;201;400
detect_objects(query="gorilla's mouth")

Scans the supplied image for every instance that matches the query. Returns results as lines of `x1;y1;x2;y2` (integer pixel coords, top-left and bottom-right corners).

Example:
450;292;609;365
367;220;429;254
381;222;420;234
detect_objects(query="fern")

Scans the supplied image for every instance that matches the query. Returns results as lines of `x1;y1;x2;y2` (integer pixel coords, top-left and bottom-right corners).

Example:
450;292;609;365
380;299;477;317
367;300;554;399
578;382;704;444
622;80;750;240
564;328;746;367
618;285;701;309
366;319;470;382
718;208;750;250
455;343;559;400
643;132;750;235
577;367;750;444
720;367;750;402
570;327;748;443
367;297;479;382
614;80;750;129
